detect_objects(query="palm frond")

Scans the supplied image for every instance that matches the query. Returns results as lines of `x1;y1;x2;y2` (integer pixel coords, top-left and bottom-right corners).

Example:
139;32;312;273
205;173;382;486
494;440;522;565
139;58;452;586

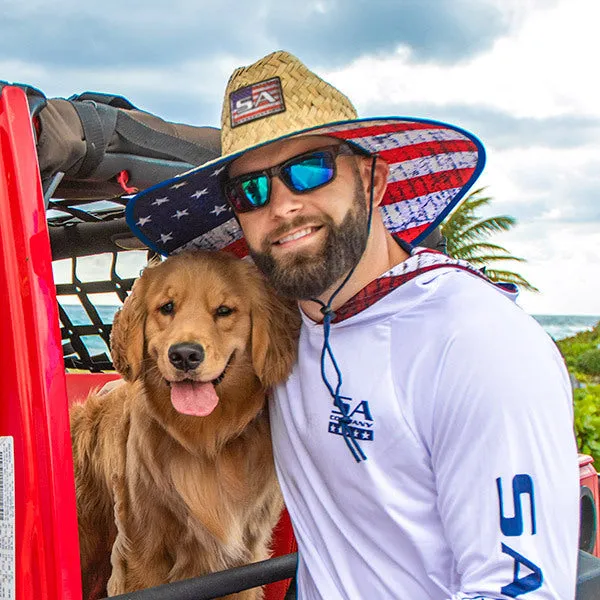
441;187;538;293
460;216;517;240
484;269;540;293
466;255;526;267
445;187;492;216
453;241;512;255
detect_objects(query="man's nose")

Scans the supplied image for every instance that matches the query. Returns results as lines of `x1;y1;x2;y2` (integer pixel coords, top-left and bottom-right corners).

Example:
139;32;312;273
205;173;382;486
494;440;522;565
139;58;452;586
267;176;304;218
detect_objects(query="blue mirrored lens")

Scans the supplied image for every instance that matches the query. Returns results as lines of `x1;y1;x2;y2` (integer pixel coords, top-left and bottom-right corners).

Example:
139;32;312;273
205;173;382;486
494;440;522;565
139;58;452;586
240;175;269;207
286;153;334;191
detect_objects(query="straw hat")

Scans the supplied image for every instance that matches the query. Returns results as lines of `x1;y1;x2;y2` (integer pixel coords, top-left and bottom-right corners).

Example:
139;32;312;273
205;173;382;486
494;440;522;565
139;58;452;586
126;50;485;257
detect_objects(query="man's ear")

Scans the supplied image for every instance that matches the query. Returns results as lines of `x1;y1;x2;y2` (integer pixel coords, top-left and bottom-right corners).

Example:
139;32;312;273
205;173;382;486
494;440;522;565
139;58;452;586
110;280;146;382
359;155;389;208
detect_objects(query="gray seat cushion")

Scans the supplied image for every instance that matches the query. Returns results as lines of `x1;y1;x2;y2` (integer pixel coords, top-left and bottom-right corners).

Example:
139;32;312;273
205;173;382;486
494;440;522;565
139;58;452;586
577;550;600;599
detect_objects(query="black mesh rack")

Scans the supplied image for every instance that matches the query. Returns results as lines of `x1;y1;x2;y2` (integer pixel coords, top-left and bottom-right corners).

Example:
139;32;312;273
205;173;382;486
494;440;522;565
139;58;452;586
48;196;156;372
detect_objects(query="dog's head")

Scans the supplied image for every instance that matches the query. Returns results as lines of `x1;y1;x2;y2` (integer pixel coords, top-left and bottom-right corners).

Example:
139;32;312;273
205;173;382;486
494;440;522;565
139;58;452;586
110;250;300;417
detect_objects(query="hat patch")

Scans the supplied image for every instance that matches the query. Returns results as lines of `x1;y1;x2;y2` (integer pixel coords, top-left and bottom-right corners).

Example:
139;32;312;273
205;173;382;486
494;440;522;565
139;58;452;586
230;77;285;127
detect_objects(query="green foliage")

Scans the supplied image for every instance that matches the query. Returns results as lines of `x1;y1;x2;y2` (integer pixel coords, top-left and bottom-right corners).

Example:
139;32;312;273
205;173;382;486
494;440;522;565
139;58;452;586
557;322;600;464
557;322;600;382
441;187;539;292
576;349;600;376
573;384;600;466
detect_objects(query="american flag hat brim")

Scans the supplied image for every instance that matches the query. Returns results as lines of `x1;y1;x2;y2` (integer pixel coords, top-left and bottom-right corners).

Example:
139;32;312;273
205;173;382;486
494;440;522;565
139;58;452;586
126;52;485;257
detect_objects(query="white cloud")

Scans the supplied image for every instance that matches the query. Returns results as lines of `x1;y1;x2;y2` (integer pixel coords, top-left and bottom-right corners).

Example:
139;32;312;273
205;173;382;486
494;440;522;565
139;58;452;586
500;222;600;316
481;143;600;213
323;0;600;120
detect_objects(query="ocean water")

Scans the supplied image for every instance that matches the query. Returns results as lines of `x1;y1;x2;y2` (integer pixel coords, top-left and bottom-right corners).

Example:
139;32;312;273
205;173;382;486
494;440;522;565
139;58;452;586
60;304;120;358
532;314;599;342
58;303;599;357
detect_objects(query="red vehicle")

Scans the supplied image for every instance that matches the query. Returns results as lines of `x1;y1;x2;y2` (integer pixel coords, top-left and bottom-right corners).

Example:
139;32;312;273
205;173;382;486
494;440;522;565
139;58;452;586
0;82;599;599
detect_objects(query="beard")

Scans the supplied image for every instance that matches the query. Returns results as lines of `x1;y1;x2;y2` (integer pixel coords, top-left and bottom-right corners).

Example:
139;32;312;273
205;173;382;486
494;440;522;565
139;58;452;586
248;184;370;300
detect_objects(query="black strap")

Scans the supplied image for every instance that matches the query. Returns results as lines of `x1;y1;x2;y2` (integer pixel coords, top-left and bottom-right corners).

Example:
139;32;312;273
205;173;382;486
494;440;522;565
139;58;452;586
115;110;218;167
67;89;215;165
71;100;108;178
69;90;137;110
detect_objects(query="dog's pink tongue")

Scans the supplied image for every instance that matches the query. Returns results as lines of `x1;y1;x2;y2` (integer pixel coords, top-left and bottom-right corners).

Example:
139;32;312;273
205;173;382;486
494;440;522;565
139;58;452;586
170;381;219;416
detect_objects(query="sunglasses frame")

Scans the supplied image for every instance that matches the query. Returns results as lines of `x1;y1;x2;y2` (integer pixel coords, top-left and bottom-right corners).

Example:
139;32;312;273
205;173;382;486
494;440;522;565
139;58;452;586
223;143;359;213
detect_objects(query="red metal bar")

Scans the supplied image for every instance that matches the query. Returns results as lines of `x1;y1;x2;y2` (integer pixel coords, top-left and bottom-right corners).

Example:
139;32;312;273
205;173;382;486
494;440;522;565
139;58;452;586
0;85;82;599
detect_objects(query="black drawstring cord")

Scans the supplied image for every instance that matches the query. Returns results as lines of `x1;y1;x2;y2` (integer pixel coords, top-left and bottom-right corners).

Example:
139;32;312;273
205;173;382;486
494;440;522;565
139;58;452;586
310;154;377;463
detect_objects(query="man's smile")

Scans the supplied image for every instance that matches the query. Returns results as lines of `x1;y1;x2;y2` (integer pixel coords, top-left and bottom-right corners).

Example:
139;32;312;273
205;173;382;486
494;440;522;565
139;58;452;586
272;226;323;248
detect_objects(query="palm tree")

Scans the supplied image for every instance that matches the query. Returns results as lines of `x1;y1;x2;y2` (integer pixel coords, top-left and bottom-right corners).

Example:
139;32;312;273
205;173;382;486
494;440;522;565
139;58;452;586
441;187;539;292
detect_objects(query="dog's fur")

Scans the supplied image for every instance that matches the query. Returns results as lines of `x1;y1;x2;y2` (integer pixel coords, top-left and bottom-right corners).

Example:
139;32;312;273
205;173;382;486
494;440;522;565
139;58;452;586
70;250;300;598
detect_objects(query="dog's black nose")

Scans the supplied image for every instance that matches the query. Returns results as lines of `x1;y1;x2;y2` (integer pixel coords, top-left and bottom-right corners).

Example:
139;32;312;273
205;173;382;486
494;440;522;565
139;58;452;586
168;343;205;372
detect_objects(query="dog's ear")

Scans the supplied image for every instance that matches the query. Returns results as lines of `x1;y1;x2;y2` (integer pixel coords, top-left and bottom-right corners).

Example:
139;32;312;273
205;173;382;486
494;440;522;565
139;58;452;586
110;279;146;382
249;268;300;387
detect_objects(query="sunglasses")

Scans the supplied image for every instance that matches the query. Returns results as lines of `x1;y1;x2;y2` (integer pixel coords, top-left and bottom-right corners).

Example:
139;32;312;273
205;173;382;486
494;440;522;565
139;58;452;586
223;144;357;213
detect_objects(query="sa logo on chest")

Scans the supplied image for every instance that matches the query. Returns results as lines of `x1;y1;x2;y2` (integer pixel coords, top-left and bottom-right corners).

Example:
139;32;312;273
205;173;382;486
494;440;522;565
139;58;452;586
328;397;374;441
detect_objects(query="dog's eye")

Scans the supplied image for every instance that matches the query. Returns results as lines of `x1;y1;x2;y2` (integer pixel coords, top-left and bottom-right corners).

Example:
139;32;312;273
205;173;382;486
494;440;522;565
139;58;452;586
215;305;234;318
159;301;175;315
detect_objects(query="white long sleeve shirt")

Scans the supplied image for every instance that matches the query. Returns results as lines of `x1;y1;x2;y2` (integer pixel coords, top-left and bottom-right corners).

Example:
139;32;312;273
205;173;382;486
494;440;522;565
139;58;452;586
270;250;579;599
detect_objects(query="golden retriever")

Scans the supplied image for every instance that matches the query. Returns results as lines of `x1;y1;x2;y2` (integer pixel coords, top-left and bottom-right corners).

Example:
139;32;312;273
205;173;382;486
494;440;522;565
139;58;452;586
70;250;300;599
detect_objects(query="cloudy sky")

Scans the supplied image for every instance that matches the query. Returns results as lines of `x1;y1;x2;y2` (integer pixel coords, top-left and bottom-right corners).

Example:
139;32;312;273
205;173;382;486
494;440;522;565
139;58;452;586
2;0;598;315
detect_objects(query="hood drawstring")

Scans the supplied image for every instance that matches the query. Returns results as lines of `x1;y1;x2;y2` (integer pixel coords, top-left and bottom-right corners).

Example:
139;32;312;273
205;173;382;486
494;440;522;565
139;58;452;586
309;154;377;463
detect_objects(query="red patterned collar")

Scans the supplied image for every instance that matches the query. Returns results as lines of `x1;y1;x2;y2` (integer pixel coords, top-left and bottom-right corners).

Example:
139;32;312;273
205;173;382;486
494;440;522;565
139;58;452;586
330;248;490;324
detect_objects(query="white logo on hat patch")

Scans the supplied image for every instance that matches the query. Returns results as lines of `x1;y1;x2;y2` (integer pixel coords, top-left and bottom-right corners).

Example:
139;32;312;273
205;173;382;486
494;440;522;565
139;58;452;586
230;77;285;127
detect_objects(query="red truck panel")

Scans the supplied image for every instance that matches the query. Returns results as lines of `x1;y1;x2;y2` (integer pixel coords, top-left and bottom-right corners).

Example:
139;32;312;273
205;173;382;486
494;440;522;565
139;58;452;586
0;85;82;599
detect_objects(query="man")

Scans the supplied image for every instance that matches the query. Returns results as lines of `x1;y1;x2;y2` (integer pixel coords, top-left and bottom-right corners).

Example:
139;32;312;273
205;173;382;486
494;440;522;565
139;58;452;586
129;51;579;599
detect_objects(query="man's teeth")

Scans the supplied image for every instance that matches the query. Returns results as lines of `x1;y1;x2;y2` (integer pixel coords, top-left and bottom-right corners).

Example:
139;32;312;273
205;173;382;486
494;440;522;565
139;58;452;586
277;228;314;244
